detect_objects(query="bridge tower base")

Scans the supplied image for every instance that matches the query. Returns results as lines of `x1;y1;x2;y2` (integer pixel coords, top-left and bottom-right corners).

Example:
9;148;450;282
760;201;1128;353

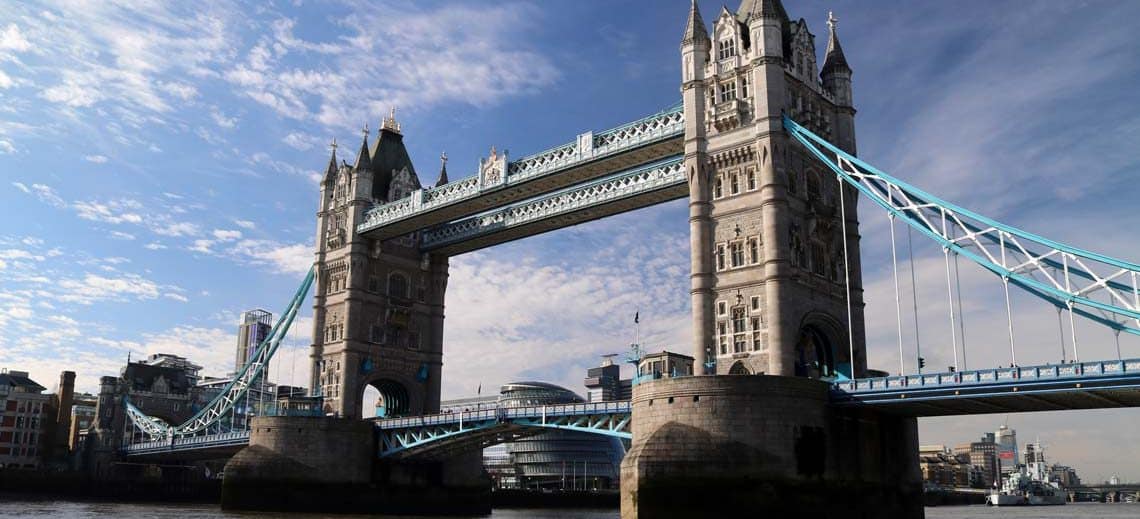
222;416;489;515
620;376;922;519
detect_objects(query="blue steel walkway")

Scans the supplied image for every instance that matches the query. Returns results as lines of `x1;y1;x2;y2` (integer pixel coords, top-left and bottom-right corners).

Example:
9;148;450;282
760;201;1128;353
831;358;1140;416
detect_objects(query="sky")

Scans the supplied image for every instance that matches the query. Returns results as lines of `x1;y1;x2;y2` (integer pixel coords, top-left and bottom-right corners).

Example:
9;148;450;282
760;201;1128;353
1;0;1139;482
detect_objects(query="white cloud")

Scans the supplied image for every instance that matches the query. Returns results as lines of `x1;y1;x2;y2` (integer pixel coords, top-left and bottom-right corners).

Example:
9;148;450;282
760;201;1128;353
0;70;13;89
143;242;168;250
56;273;163;304
153;221;200;237
212;229;242;241
84;154;108;163
157;80;198;101
72;199;143;224
0;249;44;261
110;231;136;240
283;131;321;151
0;139;15;154
0;23;31;52
225;3;560;128
233;219;256;230
189;239;214;253
210;106;237;128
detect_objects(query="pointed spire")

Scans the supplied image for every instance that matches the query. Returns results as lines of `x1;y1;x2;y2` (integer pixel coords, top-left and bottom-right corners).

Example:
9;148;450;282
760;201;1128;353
435;151;449;187
681;0;709;47
737;0;783;23
322;138;338;183
821;11;850;75
354;123;372;170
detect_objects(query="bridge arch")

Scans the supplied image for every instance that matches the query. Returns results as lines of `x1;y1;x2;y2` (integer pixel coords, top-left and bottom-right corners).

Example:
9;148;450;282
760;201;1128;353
728;361;751;375
795;313;847;380
358;370;421;419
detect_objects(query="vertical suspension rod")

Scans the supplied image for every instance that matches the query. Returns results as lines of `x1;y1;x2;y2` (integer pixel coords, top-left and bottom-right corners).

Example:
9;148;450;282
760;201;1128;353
908;226;923;373
941;210;959;372
888;193;905;375
952;230;967;370
838;174;856;379
1001;233;1017;366
1063;254;1080;362
1056;308;1067;363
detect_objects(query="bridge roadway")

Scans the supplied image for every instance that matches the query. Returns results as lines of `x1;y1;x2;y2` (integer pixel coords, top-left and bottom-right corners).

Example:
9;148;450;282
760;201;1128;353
830;357;1140;416
357;106;683;242
123;358;1140;460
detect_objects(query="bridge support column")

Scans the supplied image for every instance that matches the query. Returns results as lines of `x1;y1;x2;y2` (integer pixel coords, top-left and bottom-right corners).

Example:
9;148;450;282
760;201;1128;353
222;416;489;515
620;376;922;519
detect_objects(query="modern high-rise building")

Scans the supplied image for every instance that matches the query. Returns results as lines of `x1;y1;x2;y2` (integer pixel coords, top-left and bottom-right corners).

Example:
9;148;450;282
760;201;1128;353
995;425;1018;474
584;356;630;402
236;309;273;373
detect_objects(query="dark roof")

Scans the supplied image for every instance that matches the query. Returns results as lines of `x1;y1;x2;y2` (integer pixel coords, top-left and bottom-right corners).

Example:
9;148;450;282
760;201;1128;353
737;0;786;24
821;18;850;75
354;134;372;171
681;0;709;46
322;146;338;185
435;158;449;187
368;127;419;202
0;372;45;392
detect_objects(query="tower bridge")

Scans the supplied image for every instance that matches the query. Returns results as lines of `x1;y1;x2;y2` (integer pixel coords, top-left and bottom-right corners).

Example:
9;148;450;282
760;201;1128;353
118;1;1140;517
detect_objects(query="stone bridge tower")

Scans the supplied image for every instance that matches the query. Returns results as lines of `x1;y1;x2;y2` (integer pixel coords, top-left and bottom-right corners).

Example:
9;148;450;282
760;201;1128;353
684;0;865;379
310;112;449;418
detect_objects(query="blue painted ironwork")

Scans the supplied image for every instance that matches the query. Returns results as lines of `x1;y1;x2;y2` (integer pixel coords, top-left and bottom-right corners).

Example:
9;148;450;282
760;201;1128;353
422;157;683;250
832;358;1140;411
125;430;251;456
375;401;632;458
784;116;1140;337
357;105;684;235
124;265;316;441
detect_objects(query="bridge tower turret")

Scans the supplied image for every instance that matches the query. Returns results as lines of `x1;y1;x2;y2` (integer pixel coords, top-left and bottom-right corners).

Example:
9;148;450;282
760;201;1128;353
310;113;448;418
687;0;866;378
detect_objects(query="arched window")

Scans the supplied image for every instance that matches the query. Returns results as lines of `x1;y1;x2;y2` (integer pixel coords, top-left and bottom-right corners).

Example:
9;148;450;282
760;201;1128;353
388;272;409;299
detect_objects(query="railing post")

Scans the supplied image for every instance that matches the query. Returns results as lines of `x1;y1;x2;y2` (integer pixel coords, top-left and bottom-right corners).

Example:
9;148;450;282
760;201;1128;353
577;131;593;159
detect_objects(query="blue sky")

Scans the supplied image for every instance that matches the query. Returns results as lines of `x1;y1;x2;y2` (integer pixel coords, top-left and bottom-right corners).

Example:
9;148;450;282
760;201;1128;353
2;1;1139;481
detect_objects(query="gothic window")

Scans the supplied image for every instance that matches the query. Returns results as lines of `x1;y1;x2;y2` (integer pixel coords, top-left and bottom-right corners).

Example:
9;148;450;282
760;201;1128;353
719;335;728;355
747;168;756;191
388;272;409;299
730;242;745;268
718;301;727;316
730;173;740;195
741;75;750;99
717;38;736;60
719;81;737;103
748;238;759;264
811;242;826;276
714;176;723;198
750;296;760;312
790;224;806;267
716;245;726;271
752;320;765;351
732;307;746;334
732;307;747;353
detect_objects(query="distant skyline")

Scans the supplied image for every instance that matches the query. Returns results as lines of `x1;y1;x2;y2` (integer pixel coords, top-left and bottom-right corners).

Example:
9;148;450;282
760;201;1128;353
2;1;1139;482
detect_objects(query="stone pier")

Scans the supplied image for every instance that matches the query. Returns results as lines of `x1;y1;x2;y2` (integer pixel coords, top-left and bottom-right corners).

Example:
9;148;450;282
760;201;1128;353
620;376;923;518
222;416;489;515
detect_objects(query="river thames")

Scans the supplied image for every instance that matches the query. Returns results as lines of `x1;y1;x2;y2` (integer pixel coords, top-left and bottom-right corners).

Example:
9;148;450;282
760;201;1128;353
1;500;1138;518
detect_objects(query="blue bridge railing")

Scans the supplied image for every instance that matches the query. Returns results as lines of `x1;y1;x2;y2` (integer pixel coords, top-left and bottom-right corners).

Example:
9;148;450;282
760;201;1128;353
834;358;1140;394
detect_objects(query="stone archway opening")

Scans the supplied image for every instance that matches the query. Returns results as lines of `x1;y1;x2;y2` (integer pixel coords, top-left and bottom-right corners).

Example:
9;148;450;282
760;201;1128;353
728;361;751;375
795;324;840;380
360;379;410;419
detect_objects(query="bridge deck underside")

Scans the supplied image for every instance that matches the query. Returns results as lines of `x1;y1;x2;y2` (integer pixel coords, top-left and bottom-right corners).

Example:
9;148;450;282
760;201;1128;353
361;137;682;241
382;423;543;461
833;375;1140;417
124;443;245;461
427;166;686;255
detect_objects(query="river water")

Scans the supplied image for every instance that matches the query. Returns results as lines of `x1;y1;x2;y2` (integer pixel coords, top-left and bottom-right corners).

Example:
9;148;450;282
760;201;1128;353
0;501;1137;518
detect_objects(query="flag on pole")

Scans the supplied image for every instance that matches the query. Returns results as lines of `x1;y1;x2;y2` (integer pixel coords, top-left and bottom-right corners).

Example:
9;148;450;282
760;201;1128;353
477;382;482;395
634;311;639;324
